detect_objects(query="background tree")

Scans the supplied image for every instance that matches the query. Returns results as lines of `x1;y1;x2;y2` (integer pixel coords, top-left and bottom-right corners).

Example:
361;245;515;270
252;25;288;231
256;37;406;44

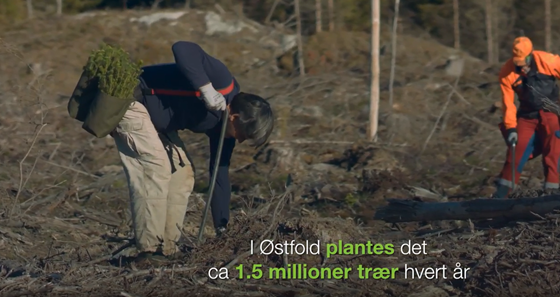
295;0;305;77
1;0;557;62
57;0;63;15
453;0;459;49
316;0;322;33
485;0;494;64
545;0;551;51
328;0;334;31
369;0;380;142
26;0;33;19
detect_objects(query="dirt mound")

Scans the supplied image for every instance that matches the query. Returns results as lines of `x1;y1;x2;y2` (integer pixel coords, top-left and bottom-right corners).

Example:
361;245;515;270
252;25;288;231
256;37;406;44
361;169;409;197
326;144;406;172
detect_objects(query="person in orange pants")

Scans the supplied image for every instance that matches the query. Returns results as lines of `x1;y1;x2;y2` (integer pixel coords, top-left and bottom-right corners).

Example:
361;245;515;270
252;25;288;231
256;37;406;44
494;36;560;198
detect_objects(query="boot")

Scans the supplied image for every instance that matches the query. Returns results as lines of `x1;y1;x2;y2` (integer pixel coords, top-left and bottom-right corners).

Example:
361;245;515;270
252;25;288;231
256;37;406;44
492;184;511;198
133;251;169;264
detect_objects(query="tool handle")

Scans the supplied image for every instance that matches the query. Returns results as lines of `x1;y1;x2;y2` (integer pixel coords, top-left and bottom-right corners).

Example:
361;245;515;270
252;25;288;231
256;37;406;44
511;143;516;192
197;108;230;243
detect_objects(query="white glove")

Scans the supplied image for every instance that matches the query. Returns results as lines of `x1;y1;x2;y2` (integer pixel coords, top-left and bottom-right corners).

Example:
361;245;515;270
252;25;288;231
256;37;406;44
199;83;226;111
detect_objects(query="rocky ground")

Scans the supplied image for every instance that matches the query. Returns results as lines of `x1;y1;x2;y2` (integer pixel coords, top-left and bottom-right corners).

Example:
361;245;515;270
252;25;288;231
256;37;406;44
0;8;558;297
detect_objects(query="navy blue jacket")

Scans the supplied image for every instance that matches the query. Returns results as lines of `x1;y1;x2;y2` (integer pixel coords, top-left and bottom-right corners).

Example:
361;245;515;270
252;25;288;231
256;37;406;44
137;41;238;229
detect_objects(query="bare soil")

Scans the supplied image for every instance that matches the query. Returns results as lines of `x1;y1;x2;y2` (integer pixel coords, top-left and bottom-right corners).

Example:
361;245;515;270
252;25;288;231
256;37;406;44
0;9;558;297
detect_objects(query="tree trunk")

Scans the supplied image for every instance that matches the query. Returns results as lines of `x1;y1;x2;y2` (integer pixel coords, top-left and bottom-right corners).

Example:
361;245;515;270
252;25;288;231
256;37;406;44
26;0;33;19
123;0;127;10
328;0;334;31
485;0;494;64
545;0;551;52
453;0;460;49
315;0;322;33
368;0;380;142
374;196;560;223
295;0;305;77
388;0;400;116
56;0;62;15
493;6;499;64
185;0;191;9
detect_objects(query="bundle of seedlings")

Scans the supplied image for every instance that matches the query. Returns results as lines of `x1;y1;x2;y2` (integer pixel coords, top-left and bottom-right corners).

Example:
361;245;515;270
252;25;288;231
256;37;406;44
83;43;143;99
68;43;143;138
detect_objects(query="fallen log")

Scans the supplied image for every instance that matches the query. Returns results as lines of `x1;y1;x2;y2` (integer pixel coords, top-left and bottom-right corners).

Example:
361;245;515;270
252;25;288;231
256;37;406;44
373;196;560;223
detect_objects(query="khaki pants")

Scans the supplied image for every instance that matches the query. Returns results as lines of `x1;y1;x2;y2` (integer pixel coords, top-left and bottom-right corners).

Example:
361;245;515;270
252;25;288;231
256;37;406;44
111;102;195;255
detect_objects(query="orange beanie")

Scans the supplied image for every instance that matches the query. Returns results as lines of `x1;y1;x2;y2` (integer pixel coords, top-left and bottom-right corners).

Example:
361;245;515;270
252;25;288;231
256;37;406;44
512;37;533;66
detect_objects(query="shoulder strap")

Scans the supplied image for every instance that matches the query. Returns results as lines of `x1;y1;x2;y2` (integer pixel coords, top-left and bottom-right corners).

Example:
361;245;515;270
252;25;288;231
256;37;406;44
142;80;235;97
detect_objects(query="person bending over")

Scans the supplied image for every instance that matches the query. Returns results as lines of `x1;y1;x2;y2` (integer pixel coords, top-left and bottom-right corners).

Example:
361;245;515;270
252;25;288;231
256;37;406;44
111;41;274;260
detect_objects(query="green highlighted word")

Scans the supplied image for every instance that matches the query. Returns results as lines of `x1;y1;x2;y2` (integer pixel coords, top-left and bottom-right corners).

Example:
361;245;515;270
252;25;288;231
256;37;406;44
235;264;398;280
326;240;394;258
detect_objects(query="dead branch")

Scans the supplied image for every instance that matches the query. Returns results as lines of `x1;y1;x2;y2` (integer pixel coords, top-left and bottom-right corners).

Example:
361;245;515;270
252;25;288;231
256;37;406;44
374;195;560;223
225;193;288;270
13;123;47;214
269;139;354;145
125;266;197;280
63;202;121;227
265;0;281;24
0;227;33;245
447;82;470;105
421;75;461;154
41;159;100;179
205;285;266;296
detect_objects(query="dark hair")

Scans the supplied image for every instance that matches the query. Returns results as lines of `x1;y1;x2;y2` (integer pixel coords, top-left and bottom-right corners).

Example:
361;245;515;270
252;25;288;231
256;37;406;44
230;92;274;148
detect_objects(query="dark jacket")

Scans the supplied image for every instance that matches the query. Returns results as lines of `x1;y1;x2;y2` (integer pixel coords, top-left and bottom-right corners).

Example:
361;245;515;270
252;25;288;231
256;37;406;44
137;41;238;228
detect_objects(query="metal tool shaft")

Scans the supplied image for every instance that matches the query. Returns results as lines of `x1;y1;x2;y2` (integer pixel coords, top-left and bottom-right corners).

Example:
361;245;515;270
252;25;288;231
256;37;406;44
197;108;229;244
511;143;516;192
